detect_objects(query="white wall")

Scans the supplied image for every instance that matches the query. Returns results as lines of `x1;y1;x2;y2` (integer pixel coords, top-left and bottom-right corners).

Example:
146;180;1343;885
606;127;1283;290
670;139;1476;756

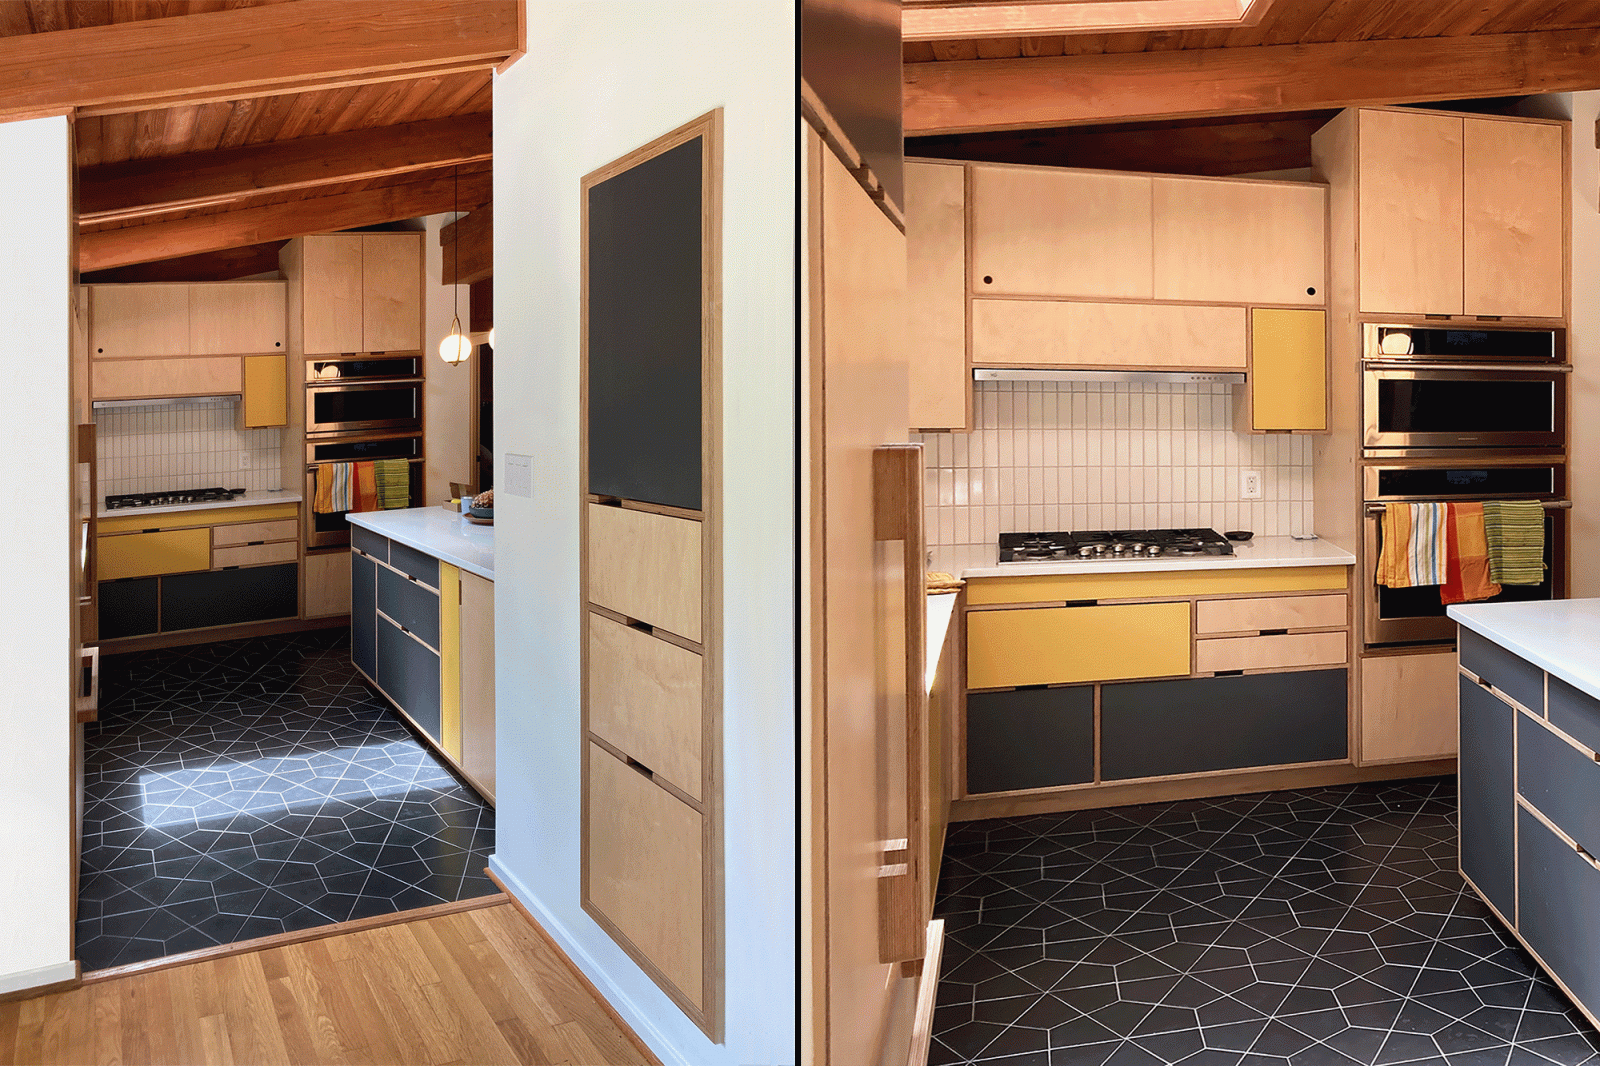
489;5;795;1065
0;114;76;994
422;212;474;504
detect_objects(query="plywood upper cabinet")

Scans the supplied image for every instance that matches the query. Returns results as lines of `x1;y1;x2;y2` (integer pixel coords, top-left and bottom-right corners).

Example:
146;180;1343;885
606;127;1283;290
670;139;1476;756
362;233;423;352
970;164;1153;299
1153;178;1326;305
1358;109;1464;317
87;284;190;358
300;235;365;354
972;299;1246;370
906;160;969;432
1463;117;1565;319
189;282;287;356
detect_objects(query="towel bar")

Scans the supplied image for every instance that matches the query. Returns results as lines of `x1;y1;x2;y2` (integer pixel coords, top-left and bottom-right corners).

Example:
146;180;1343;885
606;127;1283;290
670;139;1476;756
1364;499;1572;515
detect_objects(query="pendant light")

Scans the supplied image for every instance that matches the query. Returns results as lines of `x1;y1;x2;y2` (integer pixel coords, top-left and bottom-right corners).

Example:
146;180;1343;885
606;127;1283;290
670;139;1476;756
439;164;471;366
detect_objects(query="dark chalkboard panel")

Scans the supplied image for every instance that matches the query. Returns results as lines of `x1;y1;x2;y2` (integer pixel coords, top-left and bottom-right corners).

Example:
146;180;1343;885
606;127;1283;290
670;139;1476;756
966;686;1094;794
1459;676;1515;919
98;578;159;639
160;564;298;631
587;136;703;511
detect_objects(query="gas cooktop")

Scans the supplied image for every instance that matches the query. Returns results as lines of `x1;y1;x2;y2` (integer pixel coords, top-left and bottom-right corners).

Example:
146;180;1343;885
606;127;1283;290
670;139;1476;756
105;487;246;510
999;528;1235;562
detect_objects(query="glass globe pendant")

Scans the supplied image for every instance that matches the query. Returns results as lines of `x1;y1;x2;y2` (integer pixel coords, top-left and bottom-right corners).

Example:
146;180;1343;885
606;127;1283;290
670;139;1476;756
439;312;471;365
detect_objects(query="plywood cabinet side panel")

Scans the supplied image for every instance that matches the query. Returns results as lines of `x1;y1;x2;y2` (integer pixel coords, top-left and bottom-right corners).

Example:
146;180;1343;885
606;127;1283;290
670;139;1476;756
1357;109;1463;315
1152;178;1326;305
588;611;703;802
1359;650;1458;764
586;503;702;642
90;356;242;401
189;281;287;355
300;235;363;354
362;233;424;352
1462;117;1566;320
459;572;495;803
905;160;969;431
302;550;351;618
969;165;1153;299
88;284;190;358
972;299;1246;369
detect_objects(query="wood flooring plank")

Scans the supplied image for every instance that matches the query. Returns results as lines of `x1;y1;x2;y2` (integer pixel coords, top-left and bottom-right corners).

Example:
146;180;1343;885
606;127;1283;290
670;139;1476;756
197;1013;235;1066
408;919;526;1066
164;963;215;1065
555;1020;612;1066
324;942;405;1066
0;998;19;1066
268;941;356;1065
351;926;455;1066
86;980;122;1066
130;967;181;1066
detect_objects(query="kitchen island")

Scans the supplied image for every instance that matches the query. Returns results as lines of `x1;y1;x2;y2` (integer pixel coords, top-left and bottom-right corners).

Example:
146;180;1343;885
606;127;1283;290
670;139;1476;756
1449;599;1600;1032
347;507;495;802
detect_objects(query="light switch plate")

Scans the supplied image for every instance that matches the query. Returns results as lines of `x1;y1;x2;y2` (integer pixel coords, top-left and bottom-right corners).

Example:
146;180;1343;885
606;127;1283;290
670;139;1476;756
505;453;532;497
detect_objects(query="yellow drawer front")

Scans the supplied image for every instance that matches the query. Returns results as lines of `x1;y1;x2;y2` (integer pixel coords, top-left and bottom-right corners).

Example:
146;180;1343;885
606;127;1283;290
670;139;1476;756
968;601;1191;689
966;566;1349;606
98;502;299;534
241;355;288;428
99;527;211;580
1251;308;1326;431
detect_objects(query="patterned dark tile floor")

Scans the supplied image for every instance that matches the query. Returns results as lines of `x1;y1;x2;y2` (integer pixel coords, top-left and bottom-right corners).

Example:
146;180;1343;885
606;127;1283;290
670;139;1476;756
78;630;495;972
931;778;1600;1066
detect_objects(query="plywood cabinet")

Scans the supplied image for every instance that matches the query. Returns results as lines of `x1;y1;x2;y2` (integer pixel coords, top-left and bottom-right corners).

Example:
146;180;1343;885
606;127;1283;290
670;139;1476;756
972;299;1246;370
87;284;190;358
1152;178;1325;305
240;355;287;428
189;282;287;355
1357;109;1463;317
1359;649;1458;764
300;234;364;354
298;233;424;354
1245;308;1327;432
906;159;968;432
1463;118;1566;319
91;356;242;402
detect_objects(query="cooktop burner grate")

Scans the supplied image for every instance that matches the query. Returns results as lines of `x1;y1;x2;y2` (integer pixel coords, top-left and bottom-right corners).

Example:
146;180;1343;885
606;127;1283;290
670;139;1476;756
999;528;1234;561
105;487;247;510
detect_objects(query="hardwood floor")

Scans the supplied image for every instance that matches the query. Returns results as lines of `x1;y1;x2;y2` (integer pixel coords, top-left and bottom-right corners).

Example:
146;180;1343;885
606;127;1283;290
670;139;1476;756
0;903;656;1065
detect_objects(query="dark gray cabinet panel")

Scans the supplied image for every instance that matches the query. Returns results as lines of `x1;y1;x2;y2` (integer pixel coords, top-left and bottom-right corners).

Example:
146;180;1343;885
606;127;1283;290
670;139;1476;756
387;541;438;588
1459;676;1515;919
351;527;388;562
1460;628;1544;713
1517;806;1600;1019
1548;675;1600;755
376;564;441;650
1518;713;1600;862
1101;670;1347;781
98;578;159;639
160;564;297;631
351;550;376;680
966;687;1094;794
376;614;440;739
586;136;703;512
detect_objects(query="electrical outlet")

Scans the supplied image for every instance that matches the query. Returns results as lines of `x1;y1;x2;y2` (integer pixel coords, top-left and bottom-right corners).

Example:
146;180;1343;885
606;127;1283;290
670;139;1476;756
238;453;252;469
1241;469;1262;499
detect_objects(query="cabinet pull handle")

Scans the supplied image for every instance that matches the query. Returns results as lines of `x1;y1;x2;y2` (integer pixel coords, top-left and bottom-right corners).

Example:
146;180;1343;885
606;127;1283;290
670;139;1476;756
1215;669;1245;677
626;618;654;635
1261;628;1289;636
1062;599;1097;608
624;756;654;780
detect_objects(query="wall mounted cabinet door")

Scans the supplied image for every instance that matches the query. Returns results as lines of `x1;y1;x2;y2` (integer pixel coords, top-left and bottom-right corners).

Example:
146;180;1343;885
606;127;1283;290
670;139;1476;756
1152;178;1326;306
1358;109;1463;316
87;284;190;358
240;355;288;428
970;165;1153;299
1462;117;1565;319
362;234;423;352
1249;308;1326;431
189;281;287;356
972;299;1246;370
90;356;242;402
905;160;968;432
301;235;364;354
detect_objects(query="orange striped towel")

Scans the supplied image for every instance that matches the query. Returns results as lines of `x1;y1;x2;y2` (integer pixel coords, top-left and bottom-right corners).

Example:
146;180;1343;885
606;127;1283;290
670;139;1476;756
313;465;337;514
1374;502;1448;588
1440;502;1500;605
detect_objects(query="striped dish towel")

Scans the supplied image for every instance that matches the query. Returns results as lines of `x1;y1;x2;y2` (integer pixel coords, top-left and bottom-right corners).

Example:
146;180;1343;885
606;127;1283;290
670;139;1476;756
1483;500;1545;585
312;463;354;514
374;459;411;510
1374;501;1448;588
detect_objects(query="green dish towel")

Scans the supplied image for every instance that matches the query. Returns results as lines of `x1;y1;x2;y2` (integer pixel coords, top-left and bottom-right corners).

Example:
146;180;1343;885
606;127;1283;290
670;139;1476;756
374;459;411;510
1482;500;1545;585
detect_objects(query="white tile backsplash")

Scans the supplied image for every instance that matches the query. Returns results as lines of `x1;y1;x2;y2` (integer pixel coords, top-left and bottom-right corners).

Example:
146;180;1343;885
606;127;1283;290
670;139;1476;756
94;400;283;497
914;380;1314;546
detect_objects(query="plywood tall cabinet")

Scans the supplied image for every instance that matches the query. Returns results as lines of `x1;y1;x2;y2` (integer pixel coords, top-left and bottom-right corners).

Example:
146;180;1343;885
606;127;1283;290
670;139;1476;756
579;112;722;1039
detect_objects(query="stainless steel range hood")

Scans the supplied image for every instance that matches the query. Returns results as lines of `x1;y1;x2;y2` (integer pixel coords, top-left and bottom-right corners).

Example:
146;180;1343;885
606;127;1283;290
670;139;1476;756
974;368;1245;385
92;394;242;410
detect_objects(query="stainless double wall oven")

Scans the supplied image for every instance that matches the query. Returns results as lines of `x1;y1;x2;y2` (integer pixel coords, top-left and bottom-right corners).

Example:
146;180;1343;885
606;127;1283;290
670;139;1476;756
304;354;424;548
1361;324;1569;647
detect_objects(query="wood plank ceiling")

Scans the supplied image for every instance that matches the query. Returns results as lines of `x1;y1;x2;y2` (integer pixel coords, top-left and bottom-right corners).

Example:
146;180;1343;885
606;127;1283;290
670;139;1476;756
1;1;502;280
905;0;1600;174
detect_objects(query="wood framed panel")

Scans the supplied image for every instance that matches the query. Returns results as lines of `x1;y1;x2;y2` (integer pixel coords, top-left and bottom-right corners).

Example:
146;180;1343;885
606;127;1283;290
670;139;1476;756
211;542;297;569
580;110;722;1040
588;610;703;801
212;519;298;548
361;233;424;353
459;571;496;803
188;281;287;356
302;549;351;619
1195;593;1348;635
299;234;364;354
1194;630;1347;673
87;283;189;358
971;299;1246;370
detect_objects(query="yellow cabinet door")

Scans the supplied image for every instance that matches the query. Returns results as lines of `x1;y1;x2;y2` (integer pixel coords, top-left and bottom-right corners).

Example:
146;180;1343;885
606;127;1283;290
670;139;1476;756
240;354;287;428
1250;308;1326;431
1462;117;1565;320
967;601;1190;689
98;528;210;581
362;233;423;352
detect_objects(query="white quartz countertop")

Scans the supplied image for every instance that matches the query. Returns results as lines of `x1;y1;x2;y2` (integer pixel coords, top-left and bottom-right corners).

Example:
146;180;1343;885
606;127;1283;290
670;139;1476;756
347;506;494;581
96;488;302;519
1448;599;1600;702
927;591;958;695
931;535;1356;579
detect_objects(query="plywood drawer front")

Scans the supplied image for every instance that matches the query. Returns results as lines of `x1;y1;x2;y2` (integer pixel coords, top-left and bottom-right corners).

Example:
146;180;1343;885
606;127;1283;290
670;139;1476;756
588;612;703;801
587;742;703;1008
968;602;1189;689
587;503;702;642
98;528;211;581
376;564;440;650
1195;631;1347;674
967;566;1349;606
1196;593;1346;635
1518;712;1600;862
212;518;298;547
972;299;1246;370
1460;627;1543;713
212;541;297;569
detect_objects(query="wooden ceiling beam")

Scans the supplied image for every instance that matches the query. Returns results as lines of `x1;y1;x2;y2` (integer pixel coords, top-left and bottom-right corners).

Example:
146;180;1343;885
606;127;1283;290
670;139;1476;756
0;0;519;121
79;168;492;273
78;112;492;225
439;204;492;286
903;26;1600;134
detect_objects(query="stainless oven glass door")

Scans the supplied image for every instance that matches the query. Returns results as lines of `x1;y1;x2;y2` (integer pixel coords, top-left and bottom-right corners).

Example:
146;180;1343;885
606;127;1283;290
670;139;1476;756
1363;365;1566;450
306;381;423;435
1363;323;1561;363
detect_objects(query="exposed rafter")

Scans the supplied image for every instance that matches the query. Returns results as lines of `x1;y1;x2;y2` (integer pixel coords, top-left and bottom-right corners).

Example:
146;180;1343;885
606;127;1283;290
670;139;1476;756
440;204;492;286
901;0;1273;42
78;112;492;225
903;26;1600;134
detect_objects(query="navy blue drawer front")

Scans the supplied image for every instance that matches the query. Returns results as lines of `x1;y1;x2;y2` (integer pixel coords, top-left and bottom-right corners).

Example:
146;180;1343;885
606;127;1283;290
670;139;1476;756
376;563;441;650
387;541;439;588
1102;670;1347;781
1518;713;1600;861
1517;806;1600;1020
966;686;1093;794
351;526;388;562
376;614;441;739
351;551;376;680
1459;675;1516;920
1548;674;1600;755
1459;628;1544;713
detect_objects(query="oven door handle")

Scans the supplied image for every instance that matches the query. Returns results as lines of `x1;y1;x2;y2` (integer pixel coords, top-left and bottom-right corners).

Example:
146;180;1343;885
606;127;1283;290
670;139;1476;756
1364;499;1572;515
1364;361;1573;373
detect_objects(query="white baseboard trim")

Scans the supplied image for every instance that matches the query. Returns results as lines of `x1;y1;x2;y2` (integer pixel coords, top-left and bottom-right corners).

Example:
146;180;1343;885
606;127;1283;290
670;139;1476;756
486;856;693;1066
0;959;78;997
